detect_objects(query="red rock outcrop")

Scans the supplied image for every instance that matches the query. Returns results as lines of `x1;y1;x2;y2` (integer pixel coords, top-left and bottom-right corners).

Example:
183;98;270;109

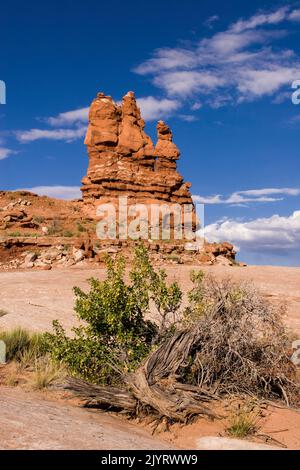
81;92;194;217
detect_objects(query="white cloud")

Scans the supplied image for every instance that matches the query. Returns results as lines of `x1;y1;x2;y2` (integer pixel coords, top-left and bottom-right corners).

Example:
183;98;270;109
16;126;87;143
191;101;202;110
134;5;300;106
193;187;300;205
47;107;89;127
204;15;219;29
154;71;225;97
178;114;198;122
230;6;289;33
238;188;300;197
136;96;180;120
18;185;82;200
237;66;299;98
204;210;300;254
289;9;300;21
134;48;197;75
0;148;16;160
201;29;270;56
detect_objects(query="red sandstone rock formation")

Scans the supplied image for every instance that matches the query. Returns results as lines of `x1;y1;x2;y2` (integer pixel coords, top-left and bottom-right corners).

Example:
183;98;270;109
80;91;237;261
81;92;194;212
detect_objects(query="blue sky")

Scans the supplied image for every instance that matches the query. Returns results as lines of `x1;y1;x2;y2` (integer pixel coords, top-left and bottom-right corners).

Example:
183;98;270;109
1;0;300;265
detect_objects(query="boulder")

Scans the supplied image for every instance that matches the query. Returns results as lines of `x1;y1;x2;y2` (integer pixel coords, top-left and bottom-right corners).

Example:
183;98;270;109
73;248;85;263
24;252;38;263
215;255;233;266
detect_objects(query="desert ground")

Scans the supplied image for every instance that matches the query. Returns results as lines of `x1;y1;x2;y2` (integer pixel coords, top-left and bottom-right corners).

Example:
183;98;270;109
0;264;299;334
0;264;300;450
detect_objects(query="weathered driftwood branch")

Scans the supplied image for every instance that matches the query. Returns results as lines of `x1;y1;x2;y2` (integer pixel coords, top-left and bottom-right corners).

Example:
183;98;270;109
66;327;218;422
66;377;137;411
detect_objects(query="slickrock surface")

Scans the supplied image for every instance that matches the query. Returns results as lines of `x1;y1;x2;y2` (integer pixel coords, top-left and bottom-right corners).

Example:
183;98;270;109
0;386;173;450
0;265;299;334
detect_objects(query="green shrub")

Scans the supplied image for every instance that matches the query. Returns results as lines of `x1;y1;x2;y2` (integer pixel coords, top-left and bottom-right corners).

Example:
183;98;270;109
44;244;183;384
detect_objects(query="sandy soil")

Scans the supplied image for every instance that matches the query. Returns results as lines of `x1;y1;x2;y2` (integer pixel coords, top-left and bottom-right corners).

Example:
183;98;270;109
158;402;300;450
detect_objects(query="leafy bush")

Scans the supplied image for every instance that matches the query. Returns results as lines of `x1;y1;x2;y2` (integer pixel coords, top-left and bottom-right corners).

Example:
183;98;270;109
45;246;182;383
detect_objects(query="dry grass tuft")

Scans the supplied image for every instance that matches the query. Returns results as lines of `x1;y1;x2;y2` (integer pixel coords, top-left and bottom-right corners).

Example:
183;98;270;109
30;356;67;390
226;403;260;438
0;328;45;363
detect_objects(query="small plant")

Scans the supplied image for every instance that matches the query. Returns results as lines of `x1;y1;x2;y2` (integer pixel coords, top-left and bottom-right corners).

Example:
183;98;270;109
17;332;46;367
0;328;30;361
23;232;40;238
0;308;8;317
44;250;158;383
63;230;74;238
77;222;87;233
226;404;259;438
7;231;21;237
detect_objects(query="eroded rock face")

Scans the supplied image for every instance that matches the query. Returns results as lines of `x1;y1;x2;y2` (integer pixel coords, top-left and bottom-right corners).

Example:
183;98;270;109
81;92;194;216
